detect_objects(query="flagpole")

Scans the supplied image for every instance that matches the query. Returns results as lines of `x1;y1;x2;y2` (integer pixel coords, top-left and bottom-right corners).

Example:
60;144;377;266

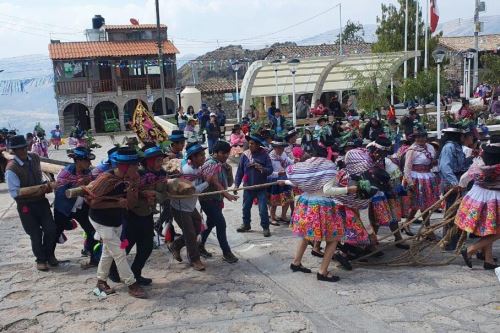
424;0;429;71
404;0;409;80
414;0;419;78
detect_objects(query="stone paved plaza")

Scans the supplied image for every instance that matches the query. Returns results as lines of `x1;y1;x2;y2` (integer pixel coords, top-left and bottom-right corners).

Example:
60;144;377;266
1;139;500;333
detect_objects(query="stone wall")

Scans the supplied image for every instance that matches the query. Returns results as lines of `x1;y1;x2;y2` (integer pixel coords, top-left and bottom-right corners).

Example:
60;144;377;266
201;92;238;118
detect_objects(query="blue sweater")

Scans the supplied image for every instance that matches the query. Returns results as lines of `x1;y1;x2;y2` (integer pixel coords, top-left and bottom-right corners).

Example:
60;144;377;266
235;149;273;188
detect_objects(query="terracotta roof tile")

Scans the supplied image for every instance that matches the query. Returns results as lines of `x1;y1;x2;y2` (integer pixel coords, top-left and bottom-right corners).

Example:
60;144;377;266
196;78;242;93
103;24;167;30
439;34;500;52
48;40;178;60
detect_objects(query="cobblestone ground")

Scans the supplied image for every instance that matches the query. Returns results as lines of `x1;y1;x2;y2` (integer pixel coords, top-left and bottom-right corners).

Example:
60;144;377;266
1;139;500;332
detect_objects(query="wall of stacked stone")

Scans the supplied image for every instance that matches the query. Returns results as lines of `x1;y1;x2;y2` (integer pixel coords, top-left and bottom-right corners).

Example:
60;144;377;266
200;92;238;118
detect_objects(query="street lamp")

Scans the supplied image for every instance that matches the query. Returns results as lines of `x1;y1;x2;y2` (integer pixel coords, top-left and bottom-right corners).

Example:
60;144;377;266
288;58;300;127
432;48;445;139
271;59;281;109
465;48;476;99
231;60;242;122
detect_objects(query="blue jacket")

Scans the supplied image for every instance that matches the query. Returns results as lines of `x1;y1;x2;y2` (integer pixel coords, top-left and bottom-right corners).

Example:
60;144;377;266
438;141;471;187
235;149;273;188
54;164;91;216
270;115;286;132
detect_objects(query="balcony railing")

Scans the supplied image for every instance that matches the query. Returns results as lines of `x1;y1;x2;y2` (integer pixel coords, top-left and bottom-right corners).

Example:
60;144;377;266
56;77;174;95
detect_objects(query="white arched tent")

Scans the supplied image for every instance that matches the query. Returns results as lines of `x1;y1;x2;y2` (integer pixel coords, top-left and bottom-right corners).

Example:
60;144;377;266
240;51;420;114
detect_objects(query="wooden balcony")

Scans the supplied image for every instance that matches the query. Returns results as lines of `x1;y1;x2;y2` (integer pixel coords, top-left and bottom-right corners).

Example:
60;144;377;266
56;77;174;95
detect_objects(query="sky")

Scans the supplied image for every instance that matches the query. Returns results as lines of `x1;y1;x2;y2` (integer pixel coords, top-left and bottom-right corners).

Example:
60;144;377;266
1;0;499;60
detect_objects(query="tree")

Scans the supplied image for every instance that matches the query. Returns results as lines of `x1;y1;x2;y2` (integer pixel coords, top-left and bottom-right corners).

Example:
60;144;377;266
480;53;500;86
372;0;441;77
346;57;393;117
336;20;365;44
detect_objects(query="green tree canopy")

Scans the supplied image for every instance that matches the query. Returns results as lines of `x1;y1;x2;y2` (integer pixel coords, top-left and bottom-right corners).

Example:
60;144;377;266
336;20;365;44
480;53;500;86
372;0;441;77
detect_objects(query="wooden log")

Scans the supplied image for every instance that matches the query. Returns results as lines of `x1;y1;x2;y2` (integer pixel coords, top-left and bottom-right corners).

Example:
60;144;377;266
2;151;64;175
18;182;57;197
66;178;196;199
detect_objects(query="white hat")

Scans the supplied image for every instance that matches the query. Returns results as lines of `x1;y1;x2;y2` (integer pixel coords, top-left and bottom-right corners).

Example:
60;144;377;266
210;112;216;117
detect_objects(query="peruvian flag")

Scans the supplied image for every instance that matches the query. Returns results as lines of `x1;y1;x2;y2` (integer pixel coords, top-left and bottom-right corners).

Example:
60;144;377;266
430;0;440;33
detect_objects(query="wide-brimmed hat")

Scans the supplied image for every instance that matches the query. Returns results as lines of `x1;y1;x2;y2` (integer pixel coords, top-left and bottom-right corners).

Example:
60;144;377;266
482;135;500;155
284;129;298;141
112;147;141;164
170;130;187;142
185;142;207;158
143;146;166;159
8;135;28;149
442;123;466;134
245;134;265;147
68;147;95;161
271;137;288;147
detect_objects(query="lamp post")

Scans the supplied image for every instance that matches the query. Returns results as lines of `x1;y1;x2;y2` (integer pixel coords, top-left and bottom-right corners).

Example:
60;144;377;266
288;58;300;127
465;48;476;99
432;49;445;139
271;59;281;109
231;60;242;122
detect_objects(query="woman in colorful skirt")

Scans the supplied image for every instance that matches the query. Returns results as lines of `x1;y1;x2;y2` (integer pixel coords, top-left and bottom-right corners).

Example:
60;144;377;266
403;126;439;232
282;140;356;282
229;124;246;158
458;138;500;270
267;138;294;225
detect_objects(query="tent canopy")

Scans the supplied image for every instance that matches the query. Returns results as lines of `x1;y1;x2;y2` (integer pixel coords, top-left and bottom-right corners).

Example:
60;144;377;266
240;51;419;111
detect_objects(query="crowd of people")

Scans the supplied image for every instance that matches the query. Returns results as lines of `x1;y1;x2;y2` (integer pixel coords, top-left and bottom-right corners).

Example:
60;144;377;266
1;98;499;299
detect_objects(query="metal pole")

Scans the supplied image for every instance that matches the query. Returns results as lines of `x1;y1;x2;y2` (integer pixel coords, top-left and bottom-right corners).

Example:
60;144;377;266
467;58;471;99
404;0;408;79
424;0;429;71
414;0;419;78
235;70;240;123
390;76;394;105
274;69;279;108
339;3;343;56
292;71;297;127
155;0;167;115
473;0;479;91
463;56;467;98
437;63;441;139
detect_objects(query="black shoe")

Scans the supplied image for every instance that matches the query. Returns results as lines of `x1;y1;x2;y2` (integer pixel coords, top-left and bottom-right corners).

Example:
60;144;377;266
48;256;59;267
311;250;324;258
373;250;385;258
413;219;423;224
136;276;152;286
395;243;410;250
199;245;213;258
461;248;472;268
334;253;352;271
316;272;340;282
483;262;499;270
222;252;239;264
236;224;251;233
290;263;312;273
402;227;415;236
81;249;90;257
263;229;271;237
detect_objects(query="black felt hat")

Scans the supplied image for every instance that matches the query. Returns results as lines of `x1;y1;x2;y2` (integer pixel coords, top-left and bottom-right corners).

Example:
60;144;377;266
8;135;28;149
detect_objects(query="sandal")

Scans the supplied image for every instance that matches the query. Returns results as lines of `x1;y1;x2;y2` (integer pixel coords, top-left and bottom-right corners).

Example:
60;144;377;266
461;248;472;268
311;250;324;258
317;272;340;282
269;219;281;226
290;263;312;273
